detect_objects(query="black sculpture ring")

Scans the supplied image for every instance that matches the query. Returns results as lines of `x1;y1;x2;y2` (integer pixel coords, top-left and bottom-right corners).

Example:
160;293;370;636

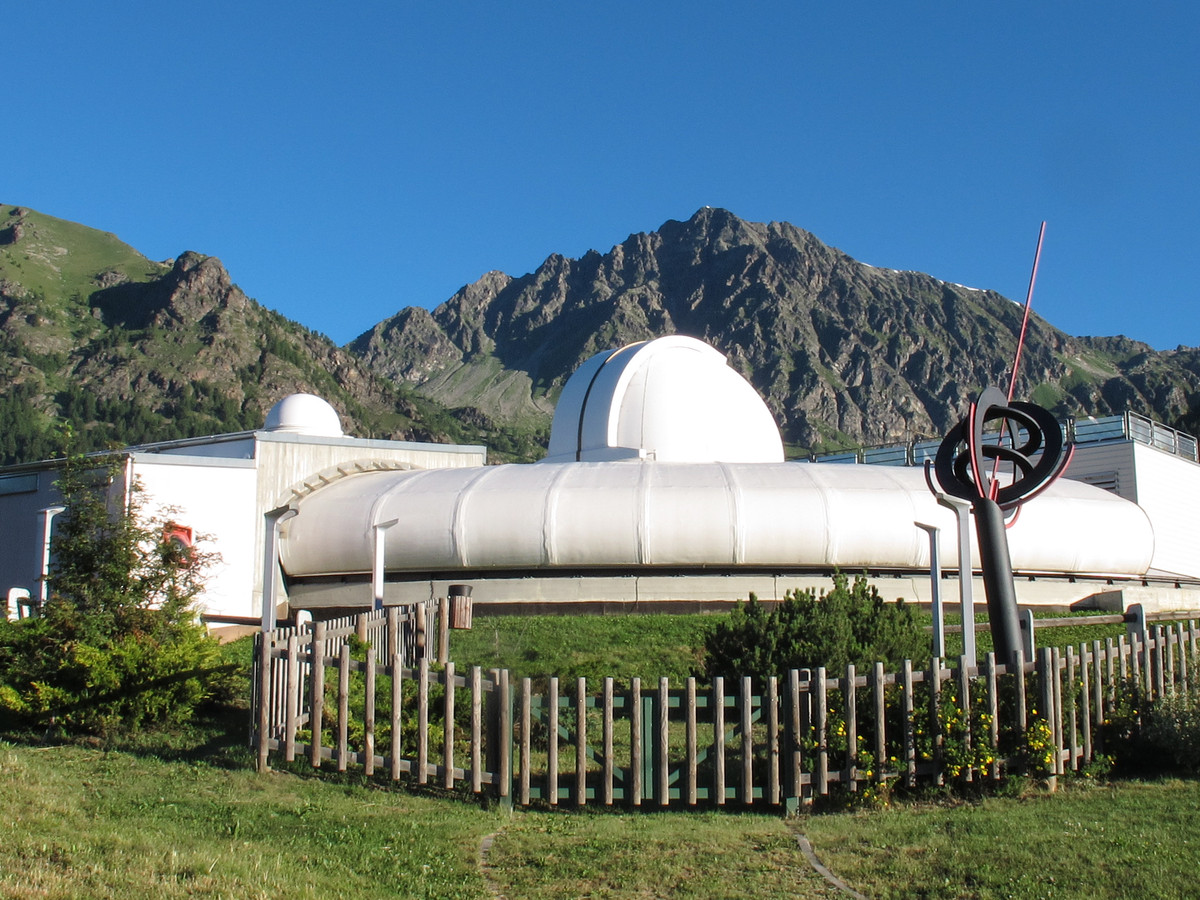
933;387;1071;511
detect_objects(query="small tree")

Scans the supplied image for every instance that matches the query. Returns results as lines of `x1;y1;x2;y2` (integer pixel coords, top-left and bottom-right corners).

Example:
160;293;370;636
702;572;927;681
0;453;223;736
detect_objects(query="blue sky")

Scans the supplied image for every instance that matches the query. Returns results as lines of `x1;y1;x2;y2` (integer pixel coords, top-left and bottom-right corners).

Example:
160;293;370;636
7;2;1198;349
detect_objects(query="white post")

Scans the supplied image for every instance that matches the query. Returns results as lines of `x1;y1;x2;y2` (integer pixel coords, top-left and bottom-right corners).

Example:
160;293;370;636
261;506;298;633
7;587;31;622
923;462;978;665
938;495;977;664
916;522;945;658
371;518;399;611
37;506;66;607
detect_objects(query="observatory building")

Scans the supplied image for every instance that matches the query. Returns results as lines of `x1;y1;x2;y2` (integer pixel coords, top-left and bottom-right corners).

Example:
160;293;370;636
278;337;1193;616
4;336;1200;630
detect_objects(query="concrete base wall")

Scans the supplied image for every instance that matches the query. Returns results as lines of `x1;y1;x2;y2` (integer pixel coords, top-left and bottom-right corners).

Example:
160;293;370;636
287;571;1200;616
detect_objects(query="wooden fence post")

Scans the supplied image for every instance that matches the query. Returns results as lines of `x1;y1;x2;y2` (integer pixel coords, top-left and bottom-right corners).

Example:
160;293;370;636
660;677;672;807
1051;647;1064;776
415;601;427;660
548;676;560;806
438;597;450;664
630;677;642;806
844;664;857;792
788;669;803;807
686;677;698;806
575;677;587;807
284;633;299;763
1013;648;1028;731
1079;643;1092;766
417;657;429;783
1037;647;1056;792
519;677;531;805
364;646;376;776
390;650;404;780
767;676;780;806
739;676;753;805
1177;622;1188;695
815;667;828;796
984;652;999;781
713;676;726;806
337;644;350;773
499;669;512;807
902;659;915;788
311;621;326;769
443;661;456;789
603;677;615;806
872;662;886;788
470;666;482;793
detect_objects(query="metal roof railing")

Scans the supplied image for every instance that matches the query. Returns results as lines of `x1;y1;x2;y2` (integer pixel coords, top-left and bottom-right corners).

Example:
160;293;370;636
810;410;1199;466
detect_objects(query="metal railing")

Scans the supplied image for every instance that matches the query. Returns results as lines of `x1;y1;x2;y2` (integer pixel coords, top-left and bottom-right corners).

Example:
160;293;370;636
811;411;1198;466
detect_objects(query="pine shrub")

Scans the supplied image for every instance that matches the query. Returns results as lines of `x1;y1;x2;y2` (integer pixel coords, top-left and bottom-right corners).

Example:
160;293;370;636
701;572;927;681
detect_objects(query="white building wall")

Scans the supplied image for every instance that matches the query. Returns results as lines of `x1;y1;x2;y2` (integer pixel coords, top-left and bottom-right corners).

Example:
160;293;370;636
1127;443;1200;578
129;456;258;619
0;430;488;627
1062;440;1200;579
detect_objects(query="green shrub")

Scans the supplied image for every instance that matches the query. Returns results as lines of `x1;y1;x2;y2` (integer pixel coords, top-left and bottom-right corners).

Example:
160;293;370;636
701;572;927;682
0;453;224;736
1141;686;1200;773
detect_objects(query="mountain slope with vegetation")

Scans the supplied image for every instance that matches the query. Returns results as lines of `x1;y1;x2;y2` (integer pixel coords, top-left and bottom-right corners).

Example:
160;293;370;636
352;207;1200;454
4;203;1198;468
0;204;532;465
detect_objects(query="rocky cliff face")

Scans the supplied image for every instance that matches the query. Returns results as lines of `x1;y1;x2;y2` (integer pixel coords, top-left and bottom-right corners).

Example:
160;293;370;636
351;208;1200;451
81;250;396;422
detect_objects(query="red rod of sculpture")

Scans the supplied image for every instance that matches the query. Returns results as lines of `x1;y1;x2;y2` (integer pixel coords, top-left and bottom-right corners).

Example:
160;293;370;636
988;221;1047;501
1007;220;1046;402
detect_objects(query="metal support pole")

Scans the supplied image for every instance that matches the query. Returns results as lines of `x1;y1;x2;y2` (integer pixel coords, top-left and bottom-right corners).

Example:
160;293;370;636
261;506;298;633
973;497;1023;667
37;506;66;607
916;522;945;659
7;587;31;622
371;518;399;610
936;493;977;664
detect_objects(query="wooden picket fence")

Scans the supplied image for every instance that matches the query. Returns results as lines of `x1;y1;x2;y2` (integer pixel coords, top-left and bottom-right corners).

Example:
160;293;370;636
253;609;1200;809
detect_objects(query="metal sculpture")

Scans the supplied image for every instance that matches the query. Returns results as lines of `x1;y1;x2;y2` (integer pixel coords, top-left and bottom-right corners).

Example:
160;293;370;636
927;221;1073;664
928;387;1072;663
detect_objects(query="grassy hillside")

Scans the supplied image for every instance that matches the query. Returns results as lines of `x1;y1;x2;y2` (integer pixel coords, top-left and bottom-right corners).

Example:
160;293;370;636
0;205;521;465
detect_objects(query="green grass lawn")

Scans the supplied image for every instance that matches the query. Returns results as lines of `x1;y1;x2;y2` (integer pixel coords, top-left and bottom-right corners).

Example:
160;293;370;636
5;737;1200;899
450;612;717;685
1;607;1188;898
802;779;1200;900
449;607;1131;685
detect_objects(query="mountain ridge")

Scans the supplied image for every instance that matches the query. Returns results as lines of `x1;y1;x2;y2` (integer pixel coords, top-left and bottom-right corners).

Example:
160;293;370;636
3;202;1198;467
352;206;1200;452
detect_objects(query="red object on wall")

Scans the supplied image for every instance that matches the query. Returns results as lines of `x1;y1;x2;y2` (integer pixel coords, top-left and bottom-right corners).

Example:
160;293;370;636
163;523;194;564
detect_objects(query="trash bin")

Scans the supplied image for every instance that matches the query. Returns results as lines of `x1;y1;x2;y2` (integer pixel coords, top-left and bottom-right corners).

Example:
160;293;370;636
448;584;473;630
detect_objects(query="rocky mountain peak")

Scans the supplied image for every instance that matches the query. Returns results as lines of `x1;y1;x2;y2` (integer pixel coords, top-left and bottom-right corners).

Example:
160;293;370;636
348;208;1200;452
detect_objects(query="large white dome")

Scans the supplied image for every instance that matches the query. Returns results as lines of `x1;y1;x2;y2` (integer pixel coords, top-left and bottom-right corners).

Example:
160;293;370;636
263;394;344;437
543;336;784;463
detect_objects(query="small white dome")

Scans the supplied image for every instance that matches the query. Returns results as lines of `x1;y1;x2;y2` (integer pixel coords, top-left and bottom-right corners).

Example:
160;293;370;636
263;394;344;437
